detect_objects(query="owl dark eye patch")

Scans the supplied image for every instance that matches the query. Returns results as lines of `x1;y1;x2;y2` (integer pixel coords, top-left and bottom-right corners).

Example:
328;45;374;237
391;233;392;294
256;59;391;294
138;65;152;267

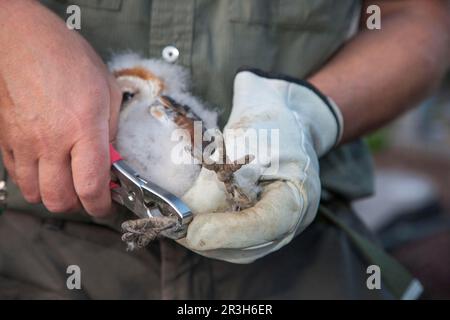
122;91;135;103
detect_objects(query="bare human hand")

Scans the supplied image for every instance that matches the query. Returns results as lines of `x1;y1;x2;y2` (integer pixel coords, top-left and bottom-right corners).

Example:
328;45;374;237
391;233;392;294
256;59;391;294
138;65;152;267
0;0;121;216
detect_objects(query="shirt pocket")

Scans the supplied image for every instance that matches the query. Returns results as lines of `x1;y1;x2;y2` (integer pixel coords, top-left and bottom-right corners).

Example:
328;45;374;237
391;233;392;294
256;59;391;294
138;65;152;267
228;0;336;31
40;0;152;59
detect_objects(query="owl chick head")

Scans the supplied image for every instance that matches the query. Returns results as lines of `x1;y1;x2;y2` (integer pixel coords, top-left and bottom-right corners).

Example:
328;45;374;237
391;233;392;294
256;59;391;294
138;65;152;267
114;67;164;115
108;53;217;128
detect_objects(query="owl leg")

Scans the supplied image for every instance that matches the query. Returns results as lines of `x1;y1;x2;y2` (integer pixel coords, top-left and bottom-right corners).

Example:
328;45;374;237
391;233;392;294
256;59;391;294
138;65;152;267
190;136;256;211
203;154;255;211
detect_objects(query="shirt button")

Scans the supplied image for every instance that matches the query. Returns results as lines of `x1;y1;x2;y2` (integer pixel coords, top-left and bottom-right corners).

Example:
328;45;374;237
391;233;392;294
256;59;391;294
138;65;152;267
162;45;179;63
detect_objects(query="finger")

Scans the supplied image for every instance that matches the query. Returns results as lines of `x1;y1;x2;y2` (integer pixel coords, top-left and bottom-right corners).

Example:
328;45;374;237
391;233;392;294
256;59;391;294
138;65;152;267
71;135;111;217
0;146;16;183
185;181;302;251
14;155;41;204
38;155;81;213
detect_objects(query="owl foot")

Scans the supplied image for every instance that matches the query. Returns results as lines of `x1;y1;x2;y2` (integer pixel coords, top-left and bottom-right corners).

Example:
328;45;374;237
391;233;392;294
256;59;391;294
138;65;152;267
187;130;258;210
121;216;178;250
202;154;256;211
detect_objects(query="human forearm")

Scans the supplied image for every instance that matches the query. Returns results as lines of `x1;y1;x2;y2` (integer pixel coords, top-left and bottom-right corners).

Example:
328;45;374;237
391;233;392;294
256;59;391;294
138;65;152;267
309;0;450;143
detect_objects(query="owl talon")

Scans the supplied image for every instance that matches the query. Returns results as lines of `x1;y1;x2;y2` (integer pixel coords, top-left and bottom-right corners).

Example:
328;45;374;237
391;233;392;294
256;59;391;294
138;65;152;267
201;137;257;210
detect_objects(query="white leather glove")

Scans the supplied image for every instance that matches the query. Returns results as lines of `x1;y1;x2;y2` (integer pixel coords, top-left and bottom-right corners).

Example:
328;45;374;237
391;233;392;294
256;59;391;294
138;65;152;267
178;69;343;263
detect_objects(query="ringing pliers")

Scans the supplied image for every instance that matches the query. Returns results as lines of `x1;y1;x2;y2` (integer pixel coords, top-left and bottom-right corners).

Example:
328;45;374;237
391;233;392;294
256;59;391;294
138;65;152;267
109;144;192;239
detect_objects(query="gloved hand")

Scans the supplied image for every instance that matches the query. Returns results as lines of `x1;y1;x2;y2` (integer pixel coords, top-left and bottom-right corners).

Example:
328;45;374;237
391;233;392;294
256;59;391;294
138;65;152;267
178;68;343;263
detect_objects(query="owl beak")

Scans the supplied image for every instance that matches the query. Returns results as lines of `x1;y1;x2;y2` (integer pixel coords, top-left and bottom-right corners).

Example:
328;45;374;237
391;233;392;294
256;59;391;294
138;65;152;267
149;104;172;125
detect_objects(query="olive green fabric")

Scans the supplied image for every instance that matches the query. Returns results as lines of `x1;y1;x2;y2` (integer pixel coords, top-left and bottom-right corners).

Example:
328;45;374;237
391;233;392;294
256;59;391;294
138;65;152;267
319;205;422;300
0;206;394;299
1;0;372;220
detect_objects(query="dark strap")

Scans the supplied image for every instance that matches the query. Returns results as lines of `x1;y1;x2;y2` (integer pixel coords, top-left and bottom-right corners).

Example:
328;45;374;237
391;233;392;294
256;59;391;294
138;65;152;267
319;205;423;300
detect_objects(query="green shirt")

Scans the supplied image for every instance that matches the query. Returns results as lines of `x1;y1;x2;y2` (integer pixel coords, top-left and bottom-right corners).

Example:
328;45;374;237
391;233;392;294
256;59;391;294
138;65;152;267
1;0;374;218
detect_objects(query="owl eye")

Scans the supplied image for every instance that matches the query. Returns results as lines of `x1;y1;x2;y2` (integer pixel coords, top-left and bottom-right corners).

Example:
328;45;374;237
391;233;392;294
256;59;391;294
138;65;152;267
122;91;135;103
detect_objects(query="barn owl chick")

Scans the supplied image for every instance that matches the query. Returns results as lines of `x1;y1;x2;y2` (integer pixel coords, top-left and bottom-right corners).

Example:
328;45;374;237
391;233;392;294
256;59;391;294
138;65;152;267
109;54;258;217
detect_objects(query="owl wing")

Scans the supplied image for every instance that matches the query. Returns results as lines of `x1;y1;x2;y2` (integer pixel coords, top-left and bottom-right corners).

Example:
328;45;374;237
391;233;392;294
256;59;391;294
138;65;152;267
149;95;208;150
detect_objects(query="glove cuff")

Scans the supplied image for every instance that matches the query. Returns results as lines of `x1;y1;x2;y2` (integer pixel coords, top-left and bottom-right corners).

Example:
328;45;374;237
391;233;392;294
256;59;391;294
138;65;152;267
235;67;344;156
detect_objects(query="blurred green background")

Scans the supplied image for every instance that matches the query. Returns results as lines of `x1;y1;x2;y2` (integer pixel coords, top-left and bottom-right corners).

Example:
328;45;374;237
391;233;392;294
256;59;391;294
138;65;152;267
355;73;450;299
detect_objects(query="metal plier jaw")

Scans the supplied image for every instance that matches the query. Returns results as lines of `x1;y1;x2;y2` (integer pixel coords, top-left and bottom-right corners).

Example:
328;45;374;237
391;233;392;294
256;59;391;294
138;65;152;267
109;145;193;239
